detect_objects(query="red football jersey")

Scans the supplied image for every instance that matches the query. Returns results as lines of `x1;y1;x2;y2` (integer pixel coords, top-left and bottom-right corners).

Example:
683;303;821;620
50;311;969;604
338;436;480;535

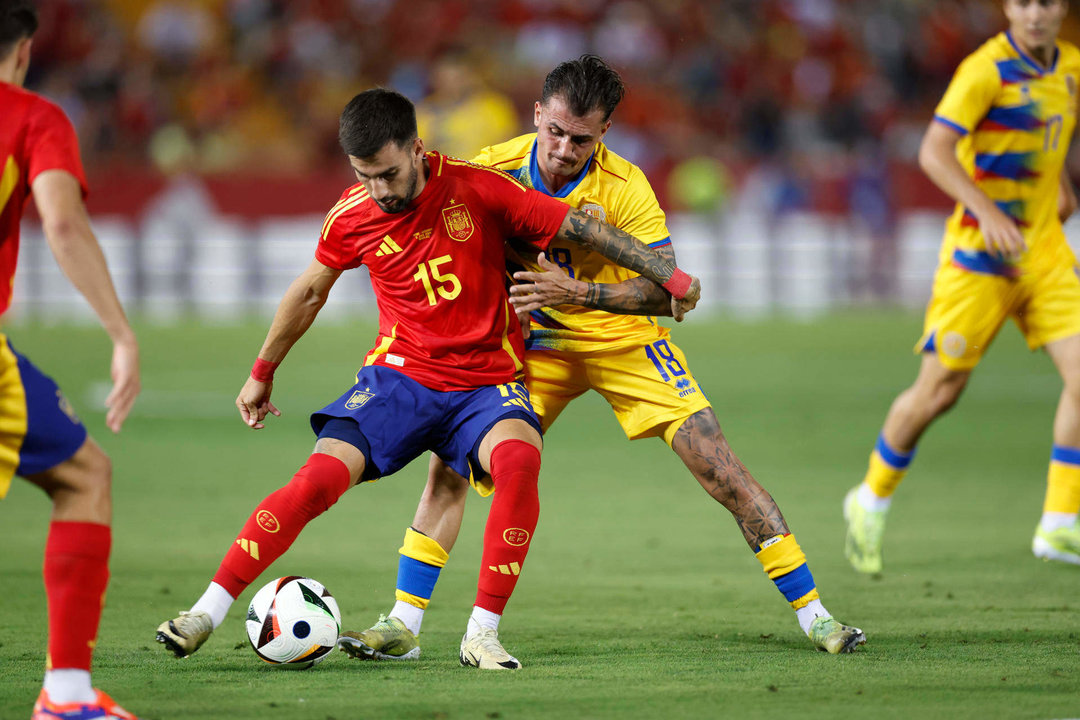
317;152;569;391
0;82;88;317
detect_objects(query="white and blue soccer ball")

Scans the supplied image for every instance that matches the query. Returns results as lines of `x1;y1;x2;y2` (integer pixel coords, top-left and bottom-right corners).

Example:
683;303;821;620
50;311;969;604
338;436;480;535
245;576;342;668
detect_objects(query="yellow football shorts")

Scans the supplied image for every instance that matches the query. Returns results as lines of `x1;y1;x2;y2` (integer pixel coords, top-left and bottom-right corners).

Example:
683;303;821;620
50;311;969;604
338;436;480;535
916;260;1080;371
524;337;712;446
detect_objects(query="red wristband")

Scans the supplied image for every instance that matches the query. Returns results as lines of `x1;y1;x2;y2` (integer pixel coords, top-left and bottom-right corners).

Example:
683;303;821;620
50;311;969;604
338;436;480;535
662;268;693;300
251;357;279;383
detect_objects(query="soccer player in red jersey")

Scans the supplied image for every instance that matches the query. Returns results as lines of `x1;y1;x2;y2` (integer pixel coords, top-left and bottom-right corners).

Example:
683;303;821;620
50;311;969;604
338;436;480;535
155;88;699;669
0;3;141;719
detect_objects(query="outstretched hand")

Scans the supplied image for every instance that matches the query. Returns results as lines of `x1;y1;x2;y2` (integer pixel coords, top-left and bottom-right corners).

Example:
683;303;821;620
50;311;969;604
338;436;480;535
105;338;140;433
236;376;281;429
509;252;582;313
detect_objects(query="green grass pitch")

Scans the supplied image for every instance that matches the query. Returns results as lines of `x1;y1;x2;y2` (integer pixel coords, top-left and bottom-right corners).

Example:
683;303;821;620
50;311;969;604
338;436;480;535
1;312;1078;719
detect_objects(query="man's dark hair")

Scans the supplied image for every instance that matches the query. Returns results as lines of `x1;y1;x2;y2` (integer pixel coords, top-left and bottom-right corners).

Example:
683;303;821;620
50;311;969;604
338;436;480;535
541;54;625;122
0;0;37;59
339;88;418;159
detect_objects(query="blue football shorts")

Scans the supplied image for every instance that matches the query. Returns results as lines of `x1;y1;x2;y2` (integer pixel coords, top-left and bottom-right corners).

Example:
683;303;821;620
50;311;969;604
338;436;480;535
0;334;88;499
310;365;540;485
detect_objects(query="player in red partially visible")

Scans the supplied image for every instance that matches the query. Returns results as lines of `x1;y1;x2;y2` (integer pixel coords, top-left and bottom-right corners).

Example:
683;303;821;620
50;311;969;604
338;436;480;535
155;88;699;669
0;2;142;719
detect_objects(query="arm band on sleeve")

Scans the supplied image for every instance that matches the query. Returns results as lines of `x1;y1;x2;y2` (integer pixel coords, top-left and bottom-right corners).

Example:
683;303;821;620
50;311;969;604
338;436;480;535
251;358;279;383
662;268;693;300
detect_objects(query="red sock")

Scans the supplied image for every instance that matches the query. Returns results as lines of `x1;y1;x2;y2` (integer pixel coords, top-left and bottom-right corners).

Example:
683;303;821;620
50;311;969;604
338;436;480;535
212;453;351;598
475;440;541;614
44;521;111;671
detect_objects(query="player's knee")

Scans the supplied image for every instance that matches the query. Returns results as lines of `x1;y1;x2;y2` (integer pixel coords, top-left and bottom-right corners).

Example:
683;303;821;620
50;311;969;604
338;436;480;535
429;469;469;503
70;442;113;497
929;374;967;415
913;368;968;418
291;455;351;513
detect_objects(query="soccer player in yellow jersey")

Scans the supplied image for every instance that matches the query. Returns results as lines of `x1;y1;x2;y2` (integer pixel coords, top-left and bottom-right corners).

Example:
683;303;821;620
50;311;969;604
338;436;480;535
337;56;865;665
844;0;1080;573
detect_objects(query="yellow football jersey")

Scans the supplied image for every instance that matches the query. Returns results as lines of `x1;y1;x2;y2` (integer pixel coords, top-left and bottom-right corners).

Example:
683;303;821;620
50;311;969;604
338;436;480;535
473;134;672;353
934;32;1080;276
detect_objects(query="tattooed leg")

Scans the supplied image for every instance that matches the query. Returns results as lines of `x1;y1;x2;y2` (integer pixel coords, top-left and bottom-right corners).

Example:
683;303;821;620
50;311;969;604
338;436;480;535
670;408;789;549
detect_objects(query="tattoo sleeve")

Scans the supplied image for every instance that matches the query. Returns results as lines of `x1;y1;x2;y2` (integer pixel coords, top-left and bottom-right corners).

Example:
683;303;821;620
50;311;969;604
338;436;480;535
581;244;676;316
557;208;676;286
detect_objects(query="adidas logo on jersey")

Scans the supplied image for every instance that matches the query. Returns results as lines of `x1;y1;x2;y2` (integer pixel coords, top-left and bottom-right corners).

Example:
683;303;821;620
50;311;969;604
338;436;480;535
375;235;403;257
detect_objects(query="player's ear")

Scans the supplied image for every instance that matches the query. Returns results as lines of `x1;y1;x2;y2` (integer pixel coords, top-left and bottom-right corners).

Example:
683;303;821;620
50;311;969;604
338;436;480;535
412;136;424;159
533;101;543;128
14;38;32;85
599;119;612;140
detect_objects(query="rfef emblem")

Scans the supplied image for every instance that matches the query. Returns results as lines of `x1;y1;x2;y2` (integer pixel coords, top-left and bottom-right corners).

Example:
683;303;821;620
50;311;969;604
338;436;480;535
442;202;474;241
345;389;374;410
503;528;530;546
256;511;280;533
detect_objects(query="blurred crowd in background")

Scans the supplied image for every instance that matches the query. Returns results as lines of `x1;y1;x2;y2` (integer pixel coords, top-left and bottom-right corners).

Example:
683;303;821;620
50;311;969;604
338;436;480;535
26;0;1080;215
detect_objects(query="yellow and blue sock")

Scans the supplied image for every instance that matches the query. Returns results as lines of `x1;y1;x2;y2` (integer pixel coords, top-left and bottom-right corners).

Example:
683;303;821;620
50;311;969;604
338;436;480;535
390;527;449;634
861;432;916;505
755;534;827;634
1042;445;1080;532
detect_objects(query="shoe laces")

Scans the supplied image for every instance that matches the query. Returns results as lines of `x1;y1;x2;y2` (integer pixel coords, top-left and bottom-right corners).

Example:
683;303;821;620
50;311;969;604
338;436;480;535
176;610;212;633
468;626;510;657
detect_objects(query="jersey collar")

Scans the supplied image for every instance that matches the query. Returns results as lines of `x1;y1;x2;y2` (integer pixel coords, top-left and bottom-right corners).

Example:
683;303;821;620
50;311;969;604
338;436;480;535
1006;30;1059;75
528;137;594;199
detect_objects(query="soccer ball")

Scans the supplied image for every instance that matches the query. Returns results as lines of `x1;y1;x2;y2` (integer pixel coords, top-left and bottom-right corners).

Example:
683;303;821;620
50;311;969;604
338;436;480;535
245;576;342;668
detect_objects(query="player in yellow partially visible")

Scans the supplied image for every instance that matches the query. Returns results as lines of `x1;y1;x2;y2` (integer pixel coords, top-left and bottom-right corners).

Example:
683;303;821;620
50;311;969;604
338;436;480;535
338;56;865;664
845;0;1080;573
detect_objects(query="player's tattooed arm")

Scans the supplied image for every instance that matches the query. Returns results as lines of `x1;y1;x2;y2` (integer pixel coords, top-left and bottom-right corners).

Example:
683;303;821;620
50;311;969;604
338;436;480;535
671;409;791;550
556;208;675;283
509;246;674;317
555;209;700;318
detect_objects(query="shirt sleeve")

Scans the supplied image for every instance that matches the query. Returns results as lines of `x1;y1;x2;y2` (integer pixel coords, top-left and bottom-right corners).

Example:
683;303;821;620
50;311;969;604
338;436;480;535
470;145;494;166
611;165;670;247
315;194;364;270
477;168;569;251
26;99;88;198
933;53;1001;135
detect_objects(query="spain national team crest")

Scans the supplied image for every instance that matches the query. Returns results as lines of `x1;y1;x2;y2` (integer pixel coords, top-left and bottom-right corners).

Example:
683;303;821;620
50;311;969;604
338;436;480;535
442;202;474;241
345;388;374;410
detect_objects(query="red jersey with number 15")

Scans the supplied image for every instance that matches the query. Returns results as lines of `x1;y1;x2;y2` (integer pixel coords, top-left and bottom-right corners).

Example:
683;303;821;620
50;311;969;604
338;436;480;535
316;152;569;391
0;82;88;317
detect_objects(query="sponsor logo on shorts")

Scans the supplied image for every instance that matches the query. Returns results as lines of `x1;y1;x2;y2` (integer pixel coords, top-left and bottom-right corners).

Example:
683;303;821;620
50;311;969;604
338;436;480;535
503;528;530;546
345;389;374;409
56;390;80;424
675;377;698;398
942;332;967;359
256;511;280;533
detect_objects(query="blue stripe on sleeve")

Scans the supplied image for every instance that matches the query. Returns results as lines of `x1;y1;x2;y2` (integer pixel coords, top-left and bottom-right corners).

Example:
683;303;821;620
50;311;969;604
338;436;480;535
875;433;915;469
933;115;969;136
1051;445;1080;466
649;237;672;248
773;563;816;603
396;555;442;601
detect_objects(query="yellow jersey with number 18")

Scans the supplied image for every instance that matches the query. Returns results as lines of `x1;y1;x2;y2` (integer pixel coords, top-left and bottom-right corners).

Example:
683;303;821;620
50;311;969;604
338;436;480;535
473;134;672;353
933;31;1080;277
